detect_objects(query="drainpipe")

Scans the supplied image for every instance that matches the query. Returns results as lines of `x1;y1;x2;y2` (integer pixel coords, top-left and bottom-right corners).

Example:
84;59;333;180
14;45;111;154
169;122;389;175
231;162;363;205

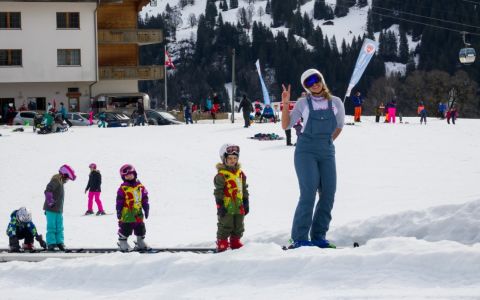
88;0;99;110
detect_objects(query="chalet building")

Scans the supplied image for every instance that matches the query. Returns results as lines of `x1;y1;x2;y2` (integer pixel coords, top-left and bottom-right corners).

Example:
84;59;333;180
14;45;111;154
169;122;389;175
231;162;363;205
0;0;162;119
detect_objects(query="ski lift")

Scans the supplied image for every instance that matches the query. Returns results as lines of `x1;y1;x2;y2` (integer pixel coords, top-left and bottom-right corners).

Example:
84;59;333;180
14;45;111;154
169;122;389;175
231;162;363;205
459;32;476;65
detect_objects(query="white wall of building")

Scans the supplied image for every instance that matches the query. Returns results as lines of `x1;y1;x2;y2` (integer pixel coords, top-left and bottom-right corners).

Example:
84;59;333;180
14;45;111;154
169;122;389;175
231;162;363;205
0;82;91;110
0;2;97;83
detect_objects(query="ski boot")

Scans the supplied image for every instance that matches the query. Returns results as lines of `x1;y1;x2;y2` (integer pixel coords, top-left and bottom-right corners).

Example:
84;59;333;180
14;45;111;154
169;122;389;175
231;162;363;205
22;243;34;252
117;234;132;252
284;240;314;250
216;239;229;252
84;210;94;215
311;239;336;249
57;244;67;251
134;236;151;251
96;211;106;216
47;244;57;251
229;236;243;250
9;244;21;253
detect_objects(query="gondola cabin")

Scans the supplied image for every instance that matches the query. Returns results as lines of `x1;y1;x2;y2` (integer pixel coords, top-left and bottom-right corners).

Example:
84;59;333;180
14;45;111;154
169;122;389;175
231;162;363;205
459;48;476;65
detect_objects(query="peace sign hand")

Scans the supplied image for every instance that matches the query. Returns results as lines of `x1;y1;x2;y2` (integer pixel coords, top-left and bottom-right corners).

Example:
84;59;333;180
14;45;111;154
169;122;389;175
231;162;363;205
281;84;291;105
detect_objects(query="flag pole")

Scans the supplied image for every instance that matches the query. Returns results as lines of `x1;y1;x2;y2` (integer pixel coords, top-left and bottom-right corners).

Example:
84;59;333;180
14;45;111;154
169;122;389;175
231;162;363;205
164;44;168;111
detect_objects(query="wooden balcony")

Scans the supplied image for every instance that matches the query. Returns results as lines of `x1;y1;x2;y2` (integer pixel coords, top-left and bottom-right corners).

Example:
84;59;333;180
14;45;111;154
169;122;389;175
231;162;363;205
98;29;163;45
99;65;163;80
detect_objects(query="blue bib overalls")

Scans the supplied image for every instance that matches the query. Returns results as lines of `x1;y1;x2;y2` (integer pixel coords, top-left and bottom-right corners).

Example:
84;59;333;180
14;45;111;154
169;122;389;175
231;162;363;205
292;96;337;242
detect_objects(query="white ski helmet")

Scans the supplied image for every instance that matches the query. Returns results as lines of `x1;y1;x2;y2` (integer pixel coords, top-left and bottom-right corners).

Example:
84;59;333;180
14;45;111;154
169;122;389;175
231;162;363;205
301;68;326;93
219;143;240;163
16;207;32;223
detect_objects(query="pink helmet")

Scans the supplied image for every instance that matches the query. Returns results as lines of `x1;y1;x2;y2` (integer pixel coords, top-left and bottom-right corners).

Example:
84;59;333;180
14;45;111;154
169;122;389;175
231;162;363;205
89;163;97;169
59;164;76;181
120;164;136;180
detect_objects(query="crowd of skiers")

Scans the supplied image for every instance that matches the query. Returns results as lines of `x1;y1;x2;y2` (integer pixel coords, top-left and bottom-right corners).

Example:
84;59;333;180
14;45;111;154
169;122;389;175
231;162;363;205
5;142;250;253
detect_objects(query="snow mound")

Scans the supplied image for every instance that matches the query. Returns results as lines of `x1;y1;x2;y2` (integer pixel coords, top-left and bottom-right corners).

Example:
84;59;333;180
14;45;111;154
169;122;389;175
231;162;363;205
330;199;480;246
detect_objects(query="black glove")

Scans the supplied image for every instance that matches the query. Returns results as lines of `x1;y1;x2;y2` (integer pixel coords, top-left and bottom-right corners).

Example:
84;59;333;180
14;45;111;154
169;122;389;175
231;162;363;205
144;208;149;219
36;234;47;249
243;199;250;215
216;199;227;217
9;236;21;252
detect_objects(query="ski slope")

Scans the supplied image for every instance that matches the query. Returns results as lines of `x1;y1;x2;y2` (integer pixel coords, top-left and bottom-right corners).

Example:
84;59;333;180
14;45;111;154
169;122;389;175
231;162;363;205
0;115;479;299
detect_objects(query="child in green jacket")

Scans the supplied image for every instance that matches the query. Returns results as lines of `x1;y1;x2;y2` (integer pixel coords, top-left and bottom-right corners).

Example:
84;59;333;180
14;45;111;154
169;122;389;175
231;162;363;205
214;144;250;252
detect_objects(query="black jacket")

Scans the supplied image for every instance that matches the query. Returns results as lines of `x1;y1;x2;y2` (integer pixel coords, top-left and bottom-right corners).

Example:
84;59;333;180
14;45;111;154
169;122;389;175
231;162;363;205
238;98;253;113
85;170;102;192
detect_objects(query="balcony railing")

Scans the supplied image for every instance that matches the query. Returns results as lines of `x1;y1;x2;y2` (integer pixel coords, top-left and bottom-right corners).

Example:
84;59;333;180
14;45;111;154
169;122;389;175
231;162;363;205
99;65;163;80
98;29;163;45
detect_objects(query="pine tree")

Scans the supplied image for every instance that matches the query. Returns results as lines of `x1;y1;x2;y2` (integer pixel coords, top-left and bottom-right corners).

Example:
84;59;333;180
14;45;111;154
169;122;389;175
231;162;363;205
399;28;409;63
366;8;374;39
265;0;271;15
314;0;328;20
334;0;349;18
230;0;238;9
222;0;228;11
357;0;368;8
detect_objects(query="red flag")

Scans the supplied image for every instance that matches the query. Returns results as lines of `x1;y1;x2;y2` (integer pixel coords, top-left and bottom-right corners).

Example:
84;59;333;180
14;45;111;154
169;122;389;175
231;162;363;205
165;50;175;69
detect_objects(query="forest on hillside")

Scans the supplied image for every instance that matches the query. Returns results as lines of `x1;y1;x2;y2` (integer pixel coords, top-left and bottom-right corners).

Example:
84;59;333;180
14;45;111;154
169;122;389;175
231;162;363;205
139;0;480;117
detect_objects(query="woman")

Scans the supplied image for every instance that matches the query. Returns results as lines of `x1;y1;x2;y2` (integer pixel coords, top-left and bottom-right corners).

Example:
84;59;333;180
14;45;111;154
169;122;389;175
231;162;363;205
281;69;345;249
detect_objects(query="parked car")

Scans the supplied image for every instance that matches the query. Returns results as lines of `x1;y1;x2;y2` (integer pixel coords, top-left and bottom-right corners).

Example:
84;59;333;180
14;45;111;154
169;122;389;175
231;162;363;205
67;112;96;126
96;111;131;127
132;109;182;125
13;111;37;125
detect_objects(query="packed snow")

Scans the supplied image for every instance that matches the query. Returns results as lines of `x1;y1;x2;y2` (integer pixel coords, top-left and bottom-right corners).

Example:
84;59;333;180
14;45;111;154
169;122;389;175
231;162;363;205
1;114;480;299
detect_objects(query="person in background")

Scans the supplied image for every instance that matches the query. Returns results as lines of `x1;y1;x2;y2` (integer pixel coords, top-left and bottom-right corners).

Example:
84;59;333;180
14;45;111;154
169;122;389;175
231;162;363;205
213;92;221;113
98;111;106;128
448;106;458;125
184;102;193;124
238;95;253;128
418;101;427;125
438;102;446;119
260;104;276;123
88;110;94;125
352;91;363;122
135;99;146;126
59;102;72;127
85;163;105;216
6;207;47;252
387;100;397;124
375;102;385;123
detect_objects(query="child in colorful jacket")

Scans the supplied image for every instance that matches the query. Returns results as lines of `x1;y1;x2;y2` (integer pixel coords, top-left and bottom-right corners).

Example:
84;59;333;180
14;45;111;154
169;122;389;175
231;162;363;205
214;144;250;252
6;207;47;252
116;164;150;251
43;164;76;251
84;163;105;215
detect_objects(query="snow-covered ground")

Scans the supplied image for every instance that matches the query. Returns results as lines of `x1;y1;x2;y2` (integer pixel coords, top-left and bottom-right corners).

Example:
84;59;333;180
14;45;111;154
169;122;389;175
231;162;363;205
1;115;480;299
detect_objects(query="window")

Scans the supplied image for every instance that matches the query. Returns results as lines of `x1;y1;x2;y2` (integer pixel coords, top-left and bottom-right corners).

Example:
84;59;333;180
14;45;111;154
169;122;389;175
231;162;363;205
0;49;22;66
0;12;21;29
57;49;81;66
56;12;80;29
